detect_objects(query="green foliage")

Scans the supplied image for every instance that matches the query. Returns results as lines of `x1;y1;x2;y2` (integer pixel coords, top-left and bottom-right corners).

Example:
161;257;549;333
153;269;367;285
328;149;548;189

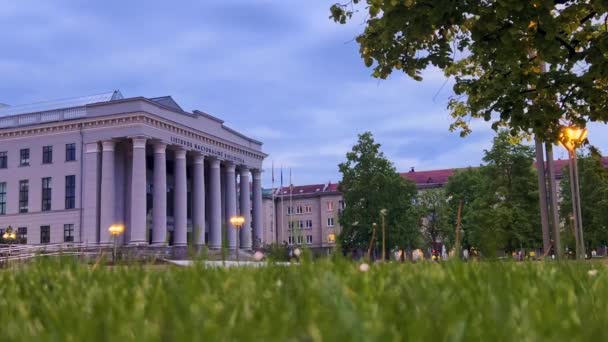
2;259;608;340
416;189;450;247
338;132;419;253
445;131;541;256
560;147;608;249
330;1;608;141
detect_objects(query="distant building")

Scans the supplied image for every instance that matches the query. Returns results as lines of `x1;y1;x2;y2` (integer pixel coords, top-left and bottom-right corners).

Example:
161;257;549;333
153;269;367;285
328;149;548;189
263;158;608;251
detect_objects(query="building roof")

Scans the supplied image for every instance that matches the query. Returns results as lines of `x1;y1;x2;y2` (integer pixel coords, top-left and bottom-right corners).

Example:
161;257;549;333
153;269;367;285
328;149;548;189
0;91;123;118
274;157;608;196
271;182;341;198
400;157;608;188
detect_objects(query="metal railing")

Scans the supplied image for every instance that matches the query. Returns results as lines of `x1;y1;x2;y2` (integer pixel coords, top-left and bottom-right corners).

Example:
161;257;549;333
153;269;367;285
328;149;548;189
0;242;104;262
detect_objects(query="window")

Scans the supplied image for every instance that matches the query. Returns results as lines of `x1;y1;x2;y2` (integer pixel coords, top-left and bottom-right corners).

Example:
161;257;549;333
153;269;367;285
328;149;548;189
297;235;303;245
0;151;6;169
288;221;296;230
339;200;346;210
286;206;293;215
298;220;304;229
20;149;30;166
296;205;303;214
65;143;76;161
306;235;313;244
64;224;74;242
17;227;27;244
40;225;50;244
19;180;28;213
288;236;294;245
305;220;313;229
305;205;312;213
42;146;53;164
327;217;335;227
65;175;76;209
326;201;334;211
0;182;5;215
42;177;52;211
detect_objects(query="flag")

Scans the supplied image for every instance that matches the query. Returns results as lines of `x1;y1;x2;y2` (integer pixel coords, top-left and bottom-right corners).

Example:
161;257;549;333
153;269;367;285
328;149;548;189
271;160;275;184
280;165;283;189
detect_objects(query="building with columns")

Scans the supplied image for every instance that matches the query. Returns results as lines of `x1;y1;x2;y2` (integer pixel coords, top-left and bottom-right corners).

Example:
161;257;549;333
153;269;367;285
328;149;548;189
0;91;266;250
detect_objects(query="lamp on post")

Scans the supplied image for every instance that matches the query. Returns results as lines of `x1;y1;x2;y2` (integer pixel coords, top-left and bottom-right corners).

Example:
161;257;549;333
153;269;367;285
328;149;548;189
3;225;16;260
230;216;245;263
559;125;588;260
108;224;124;264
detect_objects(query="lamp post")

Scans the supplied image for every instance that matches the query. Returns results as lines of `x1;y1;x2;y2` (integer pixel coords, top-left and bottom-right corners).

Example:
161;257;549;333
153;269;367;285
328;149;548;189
367;223;377;261
559;125;588;260
108;224;124;264
230;216;245;263
3;225;16;260
380;209;387;261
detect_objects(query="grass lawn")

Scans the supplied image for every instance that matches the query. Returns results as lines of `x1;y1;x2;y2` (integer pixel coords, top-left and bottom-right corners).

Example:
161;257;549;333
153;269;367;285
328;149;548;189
0;258;606;341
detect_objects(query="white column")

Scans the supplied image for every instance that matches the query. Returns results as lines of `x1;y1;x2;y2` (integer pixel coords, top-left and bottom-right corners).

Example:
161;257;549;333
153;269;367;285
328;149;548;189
192;153;206;246
208;158;222;248
239;167;252;249
225;162;237;248
252;169;263;249
152;142;167;245
82;142;100;244
99;140;115;245
173;148;188;246
129;137;148;245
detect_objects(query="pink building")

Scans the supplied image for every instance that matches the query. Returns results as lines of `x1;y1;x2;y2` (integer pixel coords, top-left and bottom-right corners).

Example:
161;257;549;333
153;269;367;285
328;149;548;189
0;91;266;254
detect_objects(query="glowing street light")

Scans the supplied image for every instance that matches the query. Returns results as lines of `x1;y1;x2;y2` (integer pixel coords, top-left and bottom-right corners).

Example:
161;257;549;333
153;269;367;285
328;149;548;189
327;233;336;244
108;224;124;264
3;225;16;260
559;125;588;259
230;216;245;262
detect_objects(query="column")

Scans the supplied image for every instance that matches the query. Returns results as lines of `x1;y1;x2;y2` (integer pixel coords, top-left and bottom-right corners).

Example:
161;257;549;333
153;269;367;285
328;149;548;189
152;142;167;245
208;158;222;248
225;162;237;248
82;142;100;244
252;169;263;249
239;167;252;249
99;140;115;245
173;148;188;246
192;153;206;246
129;137;147;244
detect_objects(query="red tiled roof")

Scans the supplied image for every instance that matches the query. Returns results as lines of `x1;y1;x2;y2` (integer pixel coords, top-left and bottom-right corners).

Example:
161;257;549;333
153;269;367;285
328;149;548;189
269;157;608;195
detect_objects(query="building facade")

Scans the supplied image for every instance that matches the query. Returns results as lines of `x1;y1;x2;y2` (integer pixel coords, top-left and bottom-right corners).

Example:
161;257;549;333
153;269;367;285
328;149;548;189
261;183;343;253
261;160;608;251
0;91;266;250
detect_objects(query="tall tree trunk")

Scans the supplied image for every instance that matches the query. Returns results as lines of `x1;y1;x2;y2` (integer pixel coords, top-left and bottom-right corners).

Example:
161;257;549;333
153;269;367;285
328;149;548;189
545;143;562;259
535;137;551;255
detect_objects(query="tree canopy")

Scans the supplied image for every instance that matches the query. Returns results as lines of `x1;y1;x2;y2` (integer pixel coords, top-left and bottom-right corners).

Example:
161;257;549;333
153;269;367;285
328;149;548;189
338;132;418;254
445;131;541;256
330;1;608;141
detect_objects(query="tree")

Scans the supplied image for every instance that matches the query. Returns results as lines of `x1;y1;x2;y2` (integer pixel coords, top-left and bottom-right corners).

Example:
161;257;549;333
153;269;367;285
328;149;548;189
445;132;541;257
560;147;608;251
330;1;608;141
416;189;450;248
338;132;419;256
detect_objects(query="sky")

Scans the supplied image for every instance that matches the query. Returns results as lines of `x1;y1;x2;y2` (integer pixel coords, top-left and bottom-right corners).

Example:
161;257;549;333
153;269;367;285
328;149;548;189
1;0;607;187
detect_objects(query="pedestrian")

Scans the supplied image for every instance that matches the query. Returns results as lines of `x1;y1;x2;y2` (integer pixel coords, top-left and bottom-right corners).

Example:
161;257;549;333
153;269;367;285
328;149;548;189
463;248;469;262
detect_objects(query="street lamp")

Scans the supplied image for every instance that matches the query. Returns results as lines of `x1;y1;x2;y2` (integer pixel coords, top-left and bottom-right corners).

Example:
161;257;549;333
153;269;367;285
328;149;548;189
3;225;16;259
230;216;245;262
559;125;588;260
327;233;336;243
108;224;124;264
380;209;387;261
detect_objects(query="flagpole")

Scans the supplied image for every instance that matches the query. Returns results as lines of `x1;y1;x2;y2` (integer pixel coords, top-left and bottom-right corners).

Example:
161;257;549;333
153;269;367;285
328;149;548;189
280;165;284;246
290;168;294;246
271;161;277;244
